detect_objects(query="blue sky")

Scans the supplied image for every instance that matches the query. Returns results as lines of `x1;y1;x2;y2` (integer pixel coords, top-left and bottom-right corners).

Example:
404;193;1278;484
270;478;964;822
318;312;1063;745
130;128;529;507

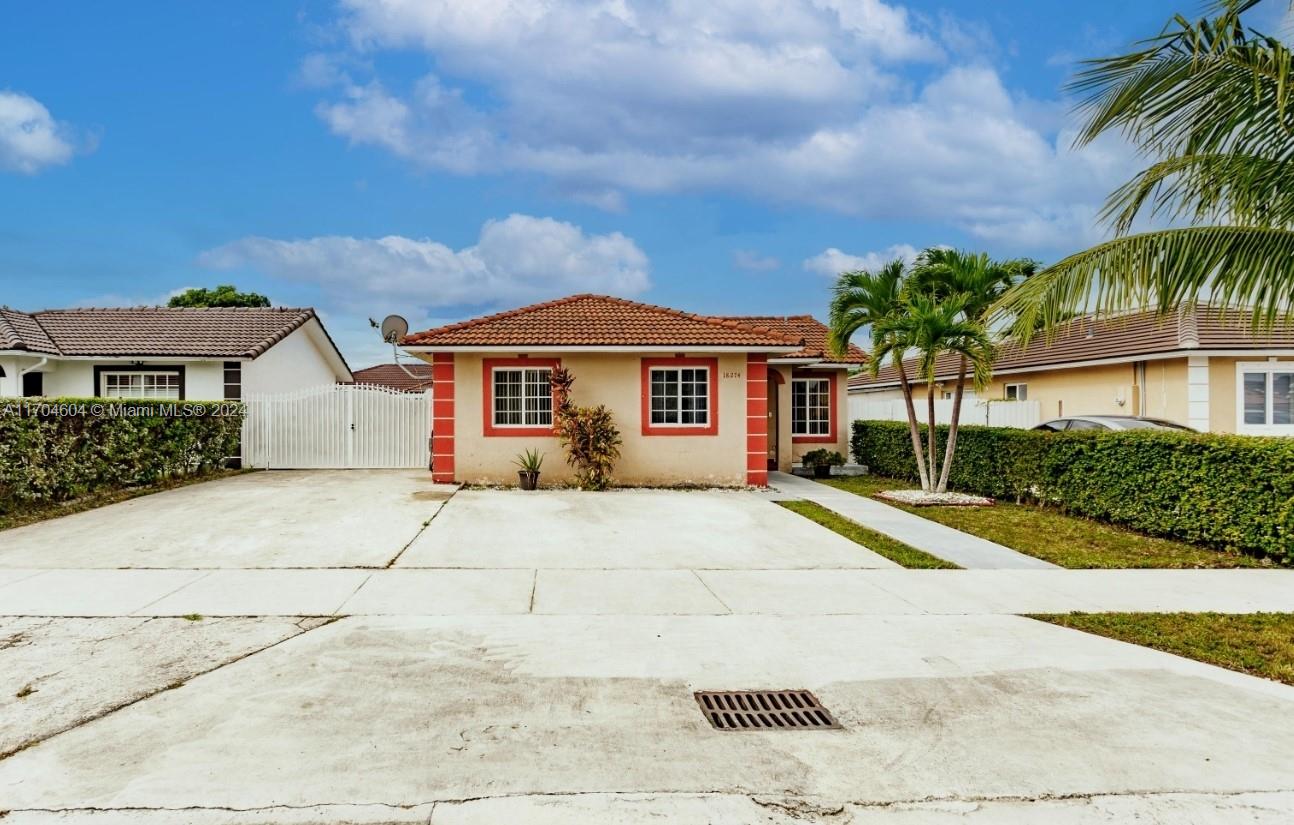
0;0;1272;365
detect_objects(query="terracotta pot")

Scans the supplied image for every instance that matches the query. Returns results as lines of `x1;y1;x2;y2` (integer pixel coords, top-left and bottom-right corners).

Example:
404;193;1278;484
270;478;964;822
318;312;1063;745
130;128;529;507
518;470;540;490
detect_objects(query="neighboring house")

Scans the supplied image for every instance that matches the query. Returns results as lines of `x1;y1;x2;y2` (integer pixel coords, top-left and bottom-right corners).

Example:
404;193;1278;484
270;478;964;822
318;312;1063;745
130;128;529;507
0;306;351;400
401;294;864;486
350;363;434;392
848;307;1294;435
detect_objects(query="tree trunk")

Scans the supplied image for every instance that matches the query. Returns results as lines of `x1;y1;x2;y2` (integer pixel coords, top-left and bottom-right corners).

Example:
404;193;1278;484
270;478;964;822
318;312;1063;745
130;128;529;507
937;355;967;494
896;365;931;492
925;380;938;493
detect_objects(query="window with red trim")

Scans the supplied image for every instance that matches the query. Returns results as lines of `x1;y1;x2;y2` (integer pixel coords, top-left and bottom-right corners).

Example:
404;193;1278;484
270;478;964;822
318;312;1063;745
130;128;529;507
482;357;559;436
640;357;719;436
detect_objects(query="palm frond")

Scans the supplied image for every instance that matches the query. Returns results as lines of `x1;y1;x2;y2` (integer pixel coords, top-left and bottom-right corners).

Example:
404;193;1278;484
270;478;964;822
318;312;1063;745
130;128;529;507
1070;6;1294;162
994;225;1294;344
1103;151;1294;231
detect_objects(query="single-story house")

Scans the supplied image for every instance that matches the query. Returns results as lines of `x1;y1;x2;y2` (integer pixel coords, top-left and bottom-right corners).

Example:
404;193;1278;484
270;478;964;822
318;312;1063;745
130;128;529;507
350;363;434;392
849;307;1294;435
401;294;864;486
0;306;351;399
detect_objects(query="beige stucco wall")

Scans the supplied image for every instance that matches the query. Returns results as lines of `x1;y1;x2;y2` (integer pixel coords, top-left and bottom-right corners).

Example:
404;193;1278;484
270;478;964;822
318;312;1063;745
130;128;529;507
445;351;753;486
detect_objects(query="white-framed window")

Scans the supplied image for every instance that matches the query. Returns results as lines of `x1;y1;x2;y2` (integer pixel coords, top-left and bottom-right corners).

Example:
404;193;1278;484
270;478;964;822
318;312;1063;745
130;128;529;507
1237;362;1294;433
1005;383;1028;401
791;377;831;436
100;371;181;399
492;367;553;427
649;366;709;426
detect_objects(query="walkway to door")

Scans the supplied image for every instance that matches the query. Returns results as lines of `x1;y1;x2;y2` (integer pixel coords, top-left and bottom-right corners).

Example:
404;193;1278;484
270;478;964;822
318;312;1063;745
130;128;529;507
769;471;1059;569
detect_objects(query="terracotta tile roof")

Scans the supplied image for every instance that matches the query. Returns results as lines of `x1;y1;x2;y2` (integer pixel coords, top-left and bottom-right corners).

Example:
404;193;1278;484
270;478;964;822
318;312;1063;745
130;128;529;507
402;294;806;348
0;306;320;358
850;307;1294;390
718;315;866;365
351;363;434;392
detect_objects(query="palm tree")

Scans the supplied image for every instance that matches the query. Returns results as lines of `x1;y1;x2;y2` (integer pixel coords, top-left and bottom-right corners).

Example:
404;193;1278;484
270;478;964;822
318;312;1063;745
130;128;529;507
873;293;995;492
828;260;932;491
908;250;1036;491
995;0;1294;338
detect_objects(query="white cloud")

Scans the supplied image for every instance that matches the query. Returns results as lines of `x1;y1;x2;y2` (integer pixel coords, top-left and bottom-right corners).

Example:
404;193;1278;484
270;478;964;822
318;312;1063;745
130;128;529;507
733;249;781;272
0;90;77;174
307;2;1138;248
197;213;651;310
803;244;920;277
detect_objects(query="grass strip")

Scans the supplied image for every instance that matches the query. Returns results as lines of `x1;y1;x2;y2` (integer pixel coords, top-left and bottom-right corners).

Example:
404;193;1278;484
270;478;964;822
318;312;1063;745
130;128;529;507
820;476;1270;569
778;499;959;569
1032;612;1294;686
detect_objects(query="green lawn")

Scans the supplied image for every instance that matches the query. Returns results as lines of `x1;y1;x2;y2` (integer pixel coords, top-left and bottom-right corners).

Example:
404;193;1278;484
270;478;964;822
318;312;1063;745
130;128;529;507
777;499;958;569
1033;613;1294;686
820;476;1270;569
0;470;240;532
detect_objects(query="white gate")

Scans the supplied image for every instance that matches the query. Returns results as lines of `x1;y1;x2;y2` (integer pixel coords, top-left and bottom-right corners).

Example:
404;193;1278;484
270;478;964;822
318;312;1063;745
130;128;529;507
241;384;432;469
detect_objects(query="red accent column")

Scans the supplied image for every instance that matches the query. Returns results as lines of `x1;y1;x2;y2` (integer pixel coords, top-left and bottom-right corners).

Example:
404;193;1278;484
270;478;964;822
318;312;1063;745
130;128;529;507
746;354;769;486
431;354;456;483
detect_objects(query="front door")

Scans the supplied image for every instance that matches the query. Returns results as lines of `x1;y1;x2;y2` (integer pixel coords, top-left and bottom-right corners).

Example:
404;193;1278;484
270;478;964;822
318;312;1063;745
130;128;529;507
767;375;779;470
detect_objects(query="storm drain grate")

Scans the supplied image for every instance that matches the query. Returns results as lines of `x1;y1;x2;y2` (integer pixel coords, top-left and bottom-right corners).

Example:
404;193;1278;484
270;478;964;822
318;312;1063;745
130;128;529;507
694;690;840;731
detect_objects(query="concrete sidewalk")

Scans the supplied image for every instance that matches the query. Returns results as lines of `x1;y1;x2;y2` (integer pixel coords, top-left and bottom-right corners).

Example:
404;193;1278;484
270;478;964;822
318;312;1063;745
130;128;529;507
770;471;1060;569
4;567;1293;616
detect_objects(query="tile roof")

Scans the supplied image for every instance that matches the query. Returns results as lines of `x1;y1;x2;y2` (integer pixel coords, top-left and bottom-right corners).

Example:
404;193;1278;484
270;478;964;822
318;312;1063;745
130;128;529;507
0;306;321;358
850;307;1294;389
718;315;866;365
0;308;58;354
401;294;807;349
351;363;434;392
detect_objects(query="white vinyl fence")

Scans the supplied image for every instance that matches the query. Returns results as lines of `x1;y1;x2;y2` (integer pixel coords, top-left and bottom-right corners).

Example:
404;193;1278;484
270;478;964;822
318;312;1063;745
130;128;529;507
850;397;1041;429
241;384;432;469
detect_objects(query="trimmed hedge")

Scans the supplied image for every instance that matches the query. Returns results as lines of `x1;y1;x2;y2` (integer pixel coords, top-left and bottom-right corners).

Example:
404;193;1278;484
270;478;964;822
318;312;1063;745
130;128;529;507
0;398;244;513
851;420;1294;564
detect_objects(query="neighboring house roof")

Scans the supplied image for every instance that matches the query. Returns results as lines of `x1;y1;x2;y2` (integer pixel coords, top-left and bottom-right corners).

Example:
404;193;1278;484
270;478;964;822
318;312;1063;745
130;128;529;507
0;308;59;355
718;315;866;365
0;306;329;359
351;363;433;392
401;294;806;349
850;307;1294;390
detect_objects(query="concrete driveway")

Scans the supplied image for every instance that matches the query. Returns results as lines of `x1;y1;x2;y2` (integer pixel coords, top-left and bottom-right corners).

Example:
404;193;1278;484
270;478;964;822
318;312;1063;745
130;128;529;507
3;471;1294;823
0;471;454;569
396;488;899;569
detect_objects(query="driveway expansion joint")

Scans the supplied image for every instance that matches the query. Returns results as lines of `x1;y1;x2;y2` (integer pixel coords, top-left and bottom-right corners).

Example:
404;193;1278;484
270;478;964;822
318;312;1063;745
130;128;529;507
0;615;341;762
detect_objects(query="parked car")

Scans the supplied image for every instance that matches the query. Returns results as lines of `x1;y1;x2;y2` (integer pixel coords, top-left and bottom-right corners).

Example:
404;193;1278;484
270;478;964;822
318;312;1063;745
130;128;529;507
1033;415;1196;432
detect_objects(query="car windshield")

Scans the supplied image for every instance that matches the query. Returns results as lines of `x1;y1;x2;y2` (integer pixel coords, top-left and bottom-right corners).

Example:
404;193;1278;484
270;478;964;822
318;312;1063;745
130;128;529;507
1117;418;1192;431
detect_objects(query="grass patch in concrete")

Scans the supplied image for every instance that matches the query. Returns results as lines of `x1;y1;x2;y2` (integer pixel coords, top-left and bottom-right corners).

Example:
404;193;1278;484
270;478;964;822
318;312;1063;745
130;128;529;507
1033;612;1294;686
777;499;958;569
0;469;243;532
820;476;1270;569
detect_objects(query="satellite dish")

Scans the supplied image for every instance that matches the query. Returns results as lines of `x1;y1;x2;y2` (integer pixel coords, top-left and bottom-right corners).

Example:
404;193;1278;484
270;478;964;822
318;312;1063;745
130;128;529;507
380;314;409;344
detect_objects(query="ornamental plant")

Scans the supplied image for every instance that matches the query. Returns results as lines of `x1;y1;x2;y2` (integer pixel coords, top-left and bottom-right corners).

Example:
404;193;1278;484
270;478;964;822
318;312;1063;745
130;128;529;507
550;367;622;490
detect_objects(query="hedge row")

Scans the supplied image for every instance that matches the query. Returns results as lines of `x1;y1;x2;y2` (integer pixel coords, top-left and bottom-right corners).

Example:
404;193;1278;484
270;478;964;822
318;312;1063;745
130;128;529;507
851;420;1294;564
0;398;244;513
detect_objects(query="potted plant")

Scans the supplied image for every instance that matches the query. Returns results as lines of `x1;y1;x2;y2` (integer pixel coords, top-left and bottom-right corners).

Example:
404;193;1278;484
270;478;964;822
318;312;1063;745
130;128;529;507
514;449;544;490
802;449;844;479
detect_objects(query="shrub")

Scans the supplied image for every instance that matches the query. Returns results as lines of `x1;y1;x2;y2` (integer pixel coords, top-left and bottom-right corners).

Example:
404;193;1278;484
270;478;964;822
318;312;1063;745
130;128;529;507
0;398;244;513
851;419;1294;564
550;368;622;490
801;449;845;468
